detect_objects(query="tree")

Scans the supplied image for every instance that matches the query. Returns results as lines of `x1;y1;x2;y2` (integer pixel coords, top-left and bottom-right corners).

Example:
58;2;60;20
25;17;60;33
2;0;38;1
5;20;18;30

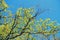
0;0;8;25
0;0;60;40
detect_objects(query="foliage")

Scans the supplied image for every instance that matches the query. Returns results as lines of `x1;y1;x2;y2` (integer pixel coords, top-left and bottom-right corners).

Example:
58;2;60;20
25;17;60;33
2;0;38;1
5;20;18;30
0;0;60;40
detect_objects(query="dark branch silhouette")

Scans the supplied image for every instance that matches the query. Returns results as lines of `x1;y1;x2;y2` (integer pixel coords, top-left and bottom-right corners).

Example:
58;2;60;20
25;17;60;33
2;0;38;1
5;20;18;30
9;9;46;39
5;15;17;40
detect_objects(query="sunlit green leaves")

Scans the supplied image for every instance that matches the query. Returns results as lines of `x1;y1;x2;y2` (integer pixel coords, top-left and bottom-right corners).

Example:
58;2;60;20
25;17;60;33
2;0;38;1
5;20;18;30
0;24;10;38
0;0;8;12
0;0;60;40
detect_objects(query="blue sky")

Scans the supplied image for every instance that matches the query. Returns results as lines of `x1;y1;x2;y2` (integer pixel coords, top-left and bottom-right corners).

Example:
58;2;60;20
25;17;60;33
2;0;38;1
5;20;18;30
5;0;60;39
5;0;60;23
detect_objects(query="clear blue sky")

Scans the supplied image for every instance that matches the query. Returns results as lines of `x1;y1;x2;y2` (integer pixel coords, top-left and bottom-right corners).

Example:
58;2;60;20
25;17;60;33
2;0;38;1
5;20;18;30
5;0;60;23
5;0;60;40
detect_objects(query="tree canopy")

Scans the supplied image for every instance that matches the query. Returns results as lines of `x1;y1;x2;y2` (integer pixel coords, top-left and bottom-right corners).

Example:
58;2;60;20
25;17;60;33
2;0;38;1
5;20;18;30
0;0;60;40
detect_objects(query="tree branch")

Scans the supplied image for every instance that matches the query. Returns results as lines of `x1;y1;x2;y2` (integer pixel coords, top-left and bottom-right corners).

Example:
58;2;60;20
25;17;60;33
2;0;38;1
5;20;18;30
5;15;17;40
9;9;45;39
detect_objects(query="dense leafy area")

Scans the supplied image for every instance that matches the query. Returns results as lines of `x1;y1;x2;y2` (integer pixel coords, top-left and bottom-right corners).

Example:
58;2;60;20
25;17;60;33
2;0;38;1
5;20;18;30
0;0;60;40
